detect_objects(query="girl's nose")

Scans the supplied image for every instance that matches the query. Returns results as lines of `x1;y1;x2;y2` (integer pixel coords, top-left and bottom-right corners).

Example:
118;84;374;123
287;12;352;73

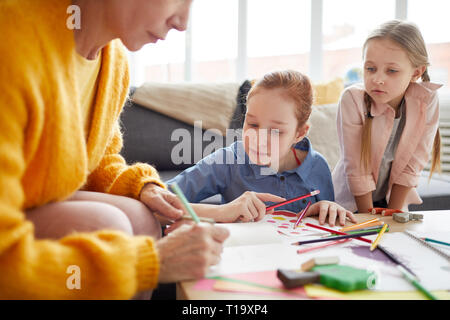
373;77;385;85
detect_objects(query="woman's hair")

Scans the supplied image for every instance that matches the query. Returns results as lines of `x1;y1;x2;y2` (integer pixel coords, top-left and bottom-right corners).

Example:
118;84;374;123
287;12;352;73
360;20;441;177
247;70;313;129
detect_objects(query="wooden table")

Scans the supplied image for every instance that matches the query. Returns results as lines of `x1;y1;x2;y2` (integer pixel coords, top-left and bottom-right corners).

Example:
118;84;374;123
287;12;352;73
177;210;450;300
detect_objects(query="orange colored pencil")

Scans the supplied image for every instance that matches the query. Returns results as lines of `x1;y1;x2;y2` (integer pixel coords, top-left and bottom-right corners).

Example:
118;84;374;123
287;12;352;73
340;218;383;232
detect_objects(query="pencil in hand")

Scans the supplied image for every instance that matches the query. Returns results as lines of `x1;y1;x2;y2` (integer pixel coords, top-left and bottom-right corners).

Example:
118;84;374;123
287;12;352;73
182;215;215;224
169;182;201;224
266;190;320;211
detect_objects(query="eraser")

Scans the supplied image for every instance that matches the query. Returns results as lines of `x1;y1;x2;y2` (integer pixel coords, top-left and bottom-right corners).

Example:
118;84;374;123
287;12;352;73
301;256;340;271
277;269;321;289
312;264;377;292
393;212;410;223
410;213;423;221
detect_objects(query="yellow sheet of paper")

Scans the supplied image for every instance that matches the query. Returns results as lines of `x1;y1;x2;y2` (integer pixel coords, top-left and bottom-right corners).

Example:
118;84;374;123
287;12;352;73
304;284;450;300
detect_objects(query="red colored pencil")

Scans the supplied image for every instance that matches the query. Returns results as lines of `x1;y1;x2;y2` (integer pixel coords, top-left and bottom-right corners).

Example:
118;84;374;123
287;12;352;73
294;201;311;228
266;190;320;211
304;222;372;244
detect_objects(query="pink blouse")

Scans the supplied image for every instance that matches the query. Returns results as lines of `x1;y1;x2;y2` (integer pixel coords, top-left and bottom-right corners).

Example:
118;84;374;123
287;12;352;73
332;82;442;212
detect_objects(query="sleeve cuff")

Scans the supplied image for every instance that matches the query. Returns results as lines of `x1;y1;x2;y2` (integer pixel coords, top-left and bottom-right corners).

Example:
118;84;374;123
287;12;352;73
108;163;166;199
347;174;376;196
394;171;420;188
134;236;160;292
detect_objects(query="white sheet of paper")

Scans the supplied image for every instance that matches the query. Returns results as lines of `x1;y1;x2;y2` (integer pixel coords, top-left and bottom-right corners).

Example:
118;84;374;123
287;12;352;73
211;216;450;291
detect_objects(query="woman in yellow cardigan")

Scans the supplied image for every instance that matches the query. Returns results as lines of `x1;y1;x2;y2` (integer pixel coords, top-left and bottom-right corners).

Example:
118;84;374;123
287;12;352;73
0;0;229;299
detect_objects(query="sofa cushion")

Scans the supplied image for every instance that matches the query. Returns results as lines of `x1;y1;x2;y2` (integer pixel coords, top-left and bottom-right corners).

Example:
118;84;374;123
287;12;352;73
131;82;240;136
308;104;340;171
120;102;224;171
313;78;344;106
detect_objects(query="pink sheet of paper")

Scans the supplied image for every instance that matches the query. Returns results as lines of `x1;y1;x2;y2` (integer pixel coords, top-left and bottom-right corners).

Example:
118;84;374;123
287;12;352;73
194;278;216;291
194;270;308;299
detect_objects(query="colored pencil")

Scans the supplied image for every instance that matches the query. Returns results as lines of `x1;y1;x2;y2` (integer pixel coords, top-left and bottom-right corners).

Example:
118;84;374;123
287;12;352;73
340;218;383;232
305;223;372;244
291;231;379;246
297;238;352;254
306;222;418;277
347;224;389;233
423;237;450;247
346;225;389;235
323;225;389;237
294;201;311;228
266;190;320;211
169;182;201;224
370;223;388;251
396;265;438;300
182;215;215;224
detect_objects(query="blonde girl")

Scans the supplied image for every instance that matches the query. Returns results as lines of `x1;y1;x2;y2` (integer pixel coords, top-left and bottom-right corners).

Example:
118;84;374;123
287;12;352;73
333;20;442;213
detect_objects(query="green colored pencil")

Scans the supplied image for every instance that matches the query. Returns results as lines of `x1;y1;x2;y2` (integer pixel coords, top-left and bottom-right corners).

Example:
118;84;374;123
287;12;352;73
347;226;389;235
397;265;438;300
169;182;201;224
324;226;389;237
423;237;450;247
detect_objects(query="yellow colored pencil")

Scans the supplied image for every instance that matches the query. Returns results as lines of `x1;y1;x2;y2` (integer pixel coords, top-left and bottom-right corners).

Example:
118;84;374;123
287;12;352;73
340;218;381;232
370;223;388;251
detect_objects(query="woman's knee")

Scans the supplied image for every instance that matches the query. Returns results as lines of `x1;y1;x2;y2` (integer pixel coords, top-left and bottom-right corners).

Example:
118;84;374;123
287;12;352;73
68;191;162;239
26;201;134;239
121;200;162;239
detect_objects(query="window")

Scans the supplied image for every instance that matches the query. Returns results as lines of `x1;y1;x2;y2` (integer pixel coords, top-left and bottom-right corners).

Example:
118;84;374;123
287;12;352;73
322;0;395;85
129;30;186;86
191;0;238;82
247;0;311;80
127;0;450;90
408;0;450;87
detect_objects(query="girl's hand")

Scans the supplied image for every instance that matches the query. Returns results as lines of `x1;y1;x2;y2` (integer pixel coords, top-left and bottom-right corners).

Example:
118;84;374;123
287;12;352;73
216;192;285;223
305;201;356;227
164;192;286;234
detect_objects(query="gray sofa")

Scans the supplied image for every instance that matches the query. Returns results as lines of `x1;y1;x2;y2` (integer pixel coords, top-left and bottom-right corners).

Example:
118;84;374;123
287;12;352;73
120;83;450;211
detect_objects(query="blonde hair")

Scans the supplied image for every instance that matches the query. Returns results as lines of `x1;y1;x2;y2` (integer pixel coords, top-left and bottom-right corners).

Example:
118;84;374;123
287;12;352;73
360;20;441;177
247;70;313;129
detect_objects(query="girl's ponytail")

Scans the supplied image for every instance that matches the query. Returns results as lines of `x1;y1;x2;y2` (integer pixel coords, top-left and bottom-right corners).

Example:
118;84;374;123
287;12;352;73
430;131;441;179
361;92;373;172
421;67;442;178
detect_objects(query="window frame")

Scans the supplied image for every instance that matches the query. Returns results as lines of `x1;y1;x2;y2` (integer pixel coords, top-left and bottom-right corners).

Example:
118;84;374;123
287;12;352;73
129;0;413;85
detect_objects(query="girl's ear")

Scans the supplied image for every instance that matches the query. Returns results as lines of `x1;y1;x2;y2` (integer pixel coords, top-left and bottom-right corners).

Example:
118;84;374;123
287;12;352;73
411;65;427;82
295;123;310;143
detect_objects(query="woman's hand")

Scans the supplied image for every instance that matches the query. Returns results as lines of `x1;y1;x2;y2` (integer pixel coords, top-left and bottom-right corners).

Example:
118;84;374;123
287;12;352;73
139;183;184;220
305;201;356;227
157;223;230;283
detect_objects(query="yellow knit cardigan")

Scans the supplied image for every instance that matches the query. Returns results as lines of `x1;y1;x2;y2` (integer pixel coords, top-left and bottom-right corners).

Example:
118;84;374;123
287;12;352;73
0;0;164;299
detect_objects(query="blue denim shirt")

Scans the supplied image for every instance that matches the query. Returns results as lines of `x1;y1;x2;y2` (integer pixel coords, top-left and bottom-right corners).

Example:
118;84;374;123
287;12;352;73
167;138;334;213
